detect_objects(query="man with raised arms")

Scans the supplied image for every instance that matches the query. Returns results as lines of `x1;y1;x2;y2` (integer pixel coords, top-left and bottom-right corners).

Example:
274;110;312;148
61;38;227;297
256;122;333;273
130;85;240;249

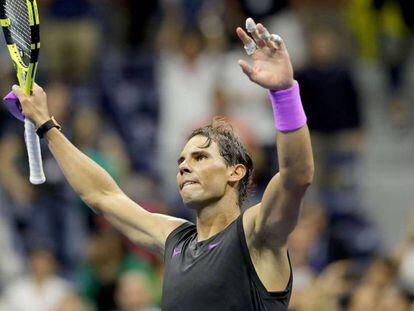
13;18;314;310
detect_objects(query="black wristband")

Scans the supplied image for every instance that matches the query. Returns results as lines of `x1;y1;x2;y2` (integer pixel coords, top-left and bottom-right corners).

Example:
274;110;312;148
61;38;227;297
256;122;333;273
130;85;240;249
36;116;62;138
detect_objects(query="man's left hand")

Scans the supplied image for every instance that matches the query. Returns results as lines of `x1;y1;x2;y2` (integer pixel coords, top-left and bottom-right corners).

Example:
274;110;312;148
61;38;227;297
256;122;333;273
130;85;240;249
237;18;294;92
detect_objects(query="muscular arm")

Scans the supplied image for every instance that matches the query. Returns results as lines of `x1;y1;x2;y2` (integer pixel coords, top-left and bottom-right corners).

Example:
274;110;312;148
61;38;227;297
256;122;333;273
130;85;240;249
47;129;186;253
234;20;314;292
13;85;186;255
253;125;313;247
236;22;314;248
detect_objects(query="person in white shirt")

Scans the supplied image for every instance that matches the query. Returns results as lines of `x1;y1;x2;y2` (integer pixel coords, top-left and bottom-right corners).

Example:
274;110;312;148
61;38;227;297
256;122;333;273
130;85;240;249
1;246;72;311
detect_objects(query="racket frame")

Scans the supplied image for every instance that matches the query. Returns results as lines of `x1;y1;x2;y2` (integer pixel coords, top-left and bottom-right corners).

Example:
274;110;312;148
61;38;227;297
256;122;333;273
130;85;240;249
0;0;40;95
0;0;45;184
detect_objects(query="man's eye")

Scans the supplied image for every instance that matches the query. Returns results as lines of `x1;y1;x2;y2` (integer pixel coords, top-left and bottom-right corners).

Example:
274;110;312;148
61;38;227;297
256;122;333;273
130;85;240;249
196;155;207;161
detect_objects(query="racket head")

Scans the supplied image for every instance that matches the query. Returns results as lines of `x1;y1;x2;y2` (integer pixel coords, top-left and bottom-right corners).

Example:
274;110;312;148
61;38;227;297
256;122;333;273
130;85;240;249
0;0;40;94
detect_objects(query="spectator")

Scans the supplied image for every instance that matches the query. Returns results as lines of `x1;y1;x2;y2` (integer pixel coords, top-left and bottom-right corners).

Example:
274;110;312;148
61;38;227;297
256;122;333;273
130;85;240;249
372;0;414;129
41;0;101;83
26;83;87;278
156;26;219;200
0;196;25;293
1;245;73;311
114;271;161;311
57;292;93;311
296;25;364;213
78;229;159;310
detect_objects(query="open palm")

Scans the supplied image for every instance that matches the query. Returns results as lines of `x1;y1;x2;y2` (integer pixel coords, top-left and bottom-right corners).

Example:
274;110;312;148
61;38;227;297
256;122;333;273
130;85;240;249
237;22;294;91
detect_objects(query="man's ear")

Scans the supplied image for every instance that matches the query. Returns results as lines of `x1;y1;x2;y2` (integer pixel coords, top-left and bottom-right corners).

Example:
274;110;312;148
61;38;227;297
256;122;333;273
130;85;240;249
228;164;247;183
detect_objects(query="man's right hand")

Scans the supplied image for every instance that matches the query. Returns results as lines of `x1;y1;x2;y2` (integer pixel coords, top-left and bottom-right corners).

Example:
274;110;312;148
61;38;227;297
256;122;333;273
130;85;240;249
12;83;51;128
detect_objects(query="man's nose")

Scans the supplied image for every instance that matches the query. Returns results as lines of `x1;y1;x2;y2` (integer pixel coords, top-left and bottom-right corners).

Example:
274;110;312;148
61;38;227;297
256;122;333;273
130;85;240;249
179;161;192;175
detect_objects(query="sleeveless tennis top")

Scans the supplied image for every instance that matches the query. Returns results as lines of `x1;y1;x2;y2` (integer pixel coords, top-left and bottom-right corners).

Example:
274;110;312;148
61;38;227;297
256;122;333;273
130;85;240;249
162;214;292;310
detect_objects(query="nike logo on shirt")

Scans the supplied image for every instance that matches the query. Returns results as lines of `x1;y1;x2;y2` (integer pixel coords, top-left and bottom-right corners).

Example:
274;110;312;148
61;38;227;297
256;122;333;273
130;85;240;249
172;247;182;257
208;238;224;250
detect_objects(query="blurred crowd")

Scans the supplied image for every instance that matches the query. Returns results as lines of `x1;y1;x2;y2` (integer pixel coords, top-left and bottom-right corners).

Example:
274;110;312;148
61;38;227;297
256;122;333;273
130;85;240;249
0;0;413;310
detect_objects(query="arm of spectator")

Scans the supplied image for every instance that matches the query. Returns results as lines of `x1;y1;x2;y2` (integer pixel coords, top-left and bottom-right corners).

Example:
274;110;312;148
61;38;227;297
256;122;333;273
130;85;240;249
0;134;34;206
13;84;187;255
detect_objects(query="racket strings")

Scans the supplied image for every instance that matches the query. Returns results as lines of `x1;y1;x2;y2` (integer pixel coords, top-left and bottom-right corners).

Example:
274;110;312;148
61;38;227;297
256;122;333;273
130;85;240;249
3;0;32;64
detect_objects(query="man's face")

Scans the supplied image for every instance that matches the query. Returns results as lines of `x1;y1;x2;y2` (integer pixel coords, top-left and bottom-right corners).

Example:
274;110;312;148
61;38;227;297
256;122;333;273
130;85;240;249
177;135;231;207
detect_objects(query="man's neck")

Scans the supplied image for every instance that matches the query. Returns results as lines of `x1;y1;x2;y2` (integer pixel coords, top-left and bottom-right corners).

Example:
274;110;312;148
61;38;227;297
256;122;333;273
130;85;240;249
195;196;240;242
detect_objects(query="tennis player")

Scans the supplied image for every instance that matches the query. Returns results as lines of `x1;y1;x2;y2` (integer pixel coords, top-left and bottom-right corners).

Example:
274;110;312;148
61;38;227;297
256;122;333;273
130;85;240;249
13;19;313;310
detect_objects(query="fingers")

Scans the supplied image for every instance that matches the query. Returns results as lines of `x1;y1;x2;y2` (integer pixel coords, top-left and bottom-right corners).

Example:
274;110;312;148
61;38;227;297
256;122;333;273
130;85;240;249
245;17;257;34
270;34;283;47
269;34;283;51
256;24;275;51
33;82;41;92
256;23;283;52
12;85;31;116
32;83;45;97
238;59;253;78
236;27;252;45
238;18;284;56
10;84;49;127
246;18;266;48
236;26;255;76
257;24;271;41
13;83;44;97
236;27;257;56
12;85;25;99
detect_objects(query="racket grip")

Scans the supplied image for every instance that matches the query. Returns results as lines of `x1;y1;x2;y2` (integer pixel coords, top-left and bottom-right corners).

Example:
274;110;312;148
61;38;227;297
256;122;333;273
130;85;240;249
24;119;46;184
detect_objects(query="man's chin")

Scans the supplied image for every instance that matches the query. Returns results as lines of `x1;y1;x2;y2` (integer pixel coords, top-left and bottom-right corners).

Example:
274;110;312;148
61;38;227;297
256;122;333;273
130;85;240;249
182;197;202;209
181;194;219;210
180;192;205;208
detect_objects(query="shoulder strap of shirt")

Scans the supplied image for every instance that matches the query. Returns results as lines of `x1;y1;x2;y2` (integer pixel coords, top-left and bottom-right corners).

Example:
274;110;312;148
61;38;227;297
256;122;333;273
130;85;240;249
164;221;195;261
237;212;293;299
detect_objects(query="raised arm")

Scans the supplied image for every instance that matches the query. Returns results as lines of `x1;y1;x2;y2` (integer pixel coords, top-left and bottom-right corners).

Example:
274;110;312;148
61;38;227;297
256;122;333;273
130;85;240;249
13;84;186;255
237;20;314;249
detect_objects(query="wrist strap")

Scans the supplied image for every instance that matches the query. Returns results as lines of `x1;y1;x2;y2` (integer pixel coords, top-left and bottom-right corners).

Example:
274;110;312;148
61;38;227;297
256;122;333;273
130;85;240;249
36;116;62;138
269;80;307;132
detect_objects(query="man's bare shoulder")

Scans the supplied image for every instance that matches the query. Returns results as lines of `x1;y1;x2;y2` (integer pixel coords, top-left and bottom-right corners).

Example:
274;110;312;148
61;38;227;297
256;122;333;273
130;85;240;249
155;214;190;255
155;213;189;238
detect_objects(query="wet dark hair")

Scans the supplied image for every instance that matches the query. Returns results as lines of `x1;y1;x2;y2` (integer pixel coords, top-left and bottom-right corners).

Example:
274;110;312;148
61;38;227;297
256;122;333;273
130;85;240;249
188;117;253;206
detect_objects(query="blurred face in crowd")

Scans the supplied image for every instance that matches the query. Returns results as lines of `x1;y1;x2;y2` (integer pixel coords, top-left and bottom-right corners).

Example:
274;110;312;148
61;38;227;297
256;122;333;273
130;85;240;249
73;107;101;147
115;271;154;310
363;258;396;288
376;286;411;311
348;284;378;311
87;230;124;266
29;249;57;280
177;135;236;209
309;29;339;66
181;31;203;62
46;82;71;121
57;293;86;311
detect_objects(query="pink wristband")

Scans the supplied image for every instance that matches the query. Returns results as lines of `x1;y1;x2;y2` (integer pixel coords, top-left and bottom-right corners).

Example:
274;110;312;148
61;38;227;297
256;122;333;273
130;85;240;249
268;80;307;132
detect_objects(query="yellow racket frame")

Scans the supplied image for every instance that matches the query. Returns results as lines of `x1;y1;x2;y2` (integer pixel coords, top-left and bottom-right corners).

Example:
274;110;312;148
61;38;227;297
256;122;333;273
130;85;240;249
0;0;40;95
0;0;45;185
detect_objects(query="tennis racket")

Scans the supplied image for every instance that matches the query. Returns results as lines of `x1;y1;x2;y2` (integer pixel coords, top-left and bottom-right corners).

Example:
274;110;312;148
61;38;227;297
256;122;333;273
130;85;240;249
0;0;45;184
